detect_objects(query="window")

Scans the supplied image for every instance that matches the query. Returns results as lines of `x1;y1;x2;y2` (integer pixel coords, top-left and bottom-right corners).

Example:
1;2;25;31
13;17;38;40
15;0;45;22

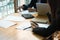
0;0;31;18
18;0;31;7
0;0;14;18
25;0;31;5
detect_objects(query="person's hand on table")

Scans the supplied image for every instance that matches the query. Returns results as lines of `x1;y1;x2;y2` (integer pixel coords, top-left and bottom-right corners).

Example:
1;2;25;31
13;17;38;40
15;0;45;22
28;8;36;12
17;6;24;12
31;21;39;28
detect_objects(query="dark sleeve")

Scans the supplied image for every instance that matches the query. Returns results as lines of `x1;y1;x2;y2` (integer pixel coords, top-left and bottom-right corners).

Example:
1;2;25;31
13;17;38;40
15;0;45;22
41;0;47;3
22;4;28;10
55;0;60;27
22;0;37;10
47;13;51;23
32;27;47;37
48;0;57;18
28;0;37;8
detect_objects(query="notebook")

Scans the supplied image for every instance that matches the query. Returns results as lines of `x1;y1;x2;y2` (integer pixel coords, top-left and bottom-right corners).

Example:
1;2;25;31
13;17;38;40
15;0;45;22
22;14;34;19
0;20;16;28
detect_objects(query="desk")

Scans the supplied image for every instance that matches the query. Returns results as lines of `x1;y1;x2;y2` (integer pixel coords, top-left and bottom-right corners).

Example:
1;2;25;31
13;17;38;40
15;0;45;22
0;22;44;40
0;13;45;40
0;13;59;40
0;29;44;40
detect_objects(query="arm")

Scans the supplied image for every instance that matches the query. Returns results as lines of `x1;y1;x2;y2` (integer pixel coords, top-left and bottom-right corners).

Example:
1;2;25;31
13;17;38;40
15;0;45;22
31;21;47;37
27;0;37;12
17;4;28;11
41;0;47;3
18;0;37;10
28;0;37;8
23;0;37;10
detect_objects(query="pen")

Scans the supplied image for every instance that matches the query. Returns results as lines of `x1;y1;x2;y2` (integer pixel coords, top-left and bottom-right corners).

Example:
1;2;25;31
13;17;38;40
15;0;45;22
31;21;39;27
23;27;31;30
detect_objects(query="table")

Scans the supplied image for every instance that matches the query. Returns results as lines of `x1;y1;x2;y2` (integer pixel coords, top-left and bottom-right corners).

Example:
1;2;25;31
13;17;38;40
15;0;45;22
0;13;59;40
0;13;45;40
0;29;44;40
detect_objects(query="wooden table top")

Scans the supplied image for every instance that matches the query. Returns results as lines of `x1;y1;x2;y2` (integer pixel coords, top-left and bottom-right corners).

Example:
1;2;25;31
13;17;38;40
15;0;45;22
0;13;45;40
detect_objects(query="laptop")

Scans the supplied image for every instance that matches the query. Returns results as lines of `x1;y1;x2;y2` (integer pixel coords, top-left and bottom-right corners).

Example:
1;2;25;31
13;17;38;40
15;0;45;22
36;3;50;16
31;3;50;23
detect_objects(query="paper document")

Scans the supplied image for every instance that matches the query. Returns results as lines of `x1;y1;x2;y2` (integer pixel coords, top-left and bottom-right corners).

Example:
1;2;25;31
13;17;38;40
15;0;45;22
3;15;25;21
20;10;37;14
16;21;31;30
37;23;50;28
0;20;16;28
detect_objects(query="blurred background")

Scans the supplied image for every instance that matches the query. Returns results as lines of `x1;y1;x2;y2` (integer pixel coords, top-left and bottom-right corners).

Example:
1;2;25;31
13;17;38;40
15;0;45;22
0;0;31;18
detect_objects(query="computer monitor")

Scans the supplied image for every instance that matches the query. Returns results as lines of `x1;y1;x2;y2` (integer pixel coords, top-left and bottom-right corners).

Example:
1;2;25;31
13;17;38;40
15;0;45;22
36;3;50;16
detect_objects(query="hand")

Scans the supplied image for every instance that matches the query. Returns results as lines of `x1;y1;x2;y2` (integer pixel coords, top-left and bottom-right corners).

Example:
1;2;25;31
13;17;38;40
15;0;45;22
17;6;24;11
31;21;39;28
28;8;36;12
18;6;24;10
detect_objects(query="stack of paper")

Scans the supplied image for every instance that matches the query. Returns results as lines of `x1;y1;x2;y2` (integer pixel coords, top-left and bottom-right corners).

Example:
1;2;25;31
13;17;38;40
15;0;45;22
16;21;31;30
0;20;16;28
3;15;25;21
20;10;37;14
37;23;50;28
